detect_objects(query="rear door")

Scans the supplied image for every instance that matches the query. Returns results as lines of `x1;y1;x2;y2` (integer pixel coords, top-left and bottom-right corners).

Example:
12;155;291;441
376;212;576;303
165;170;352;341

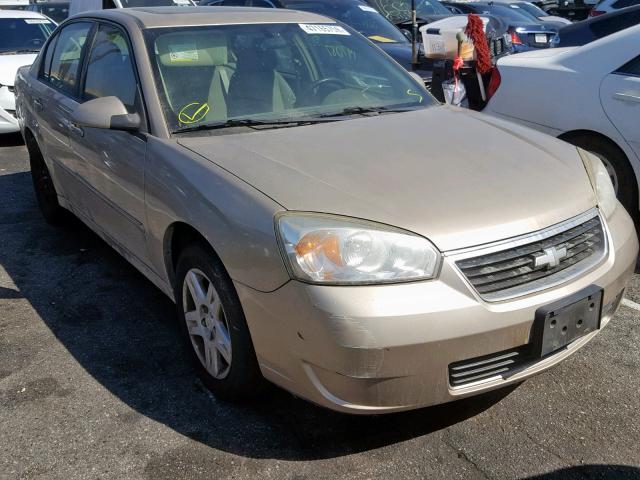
601;55;640;159
34;21;94;214
69;21;149;263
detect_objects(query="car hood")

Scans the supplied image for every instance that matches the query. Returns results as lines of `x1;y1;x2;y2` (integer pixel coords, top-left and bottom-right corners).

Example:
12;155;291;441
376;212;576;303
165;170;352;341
0;53;37;86
177;107;596;251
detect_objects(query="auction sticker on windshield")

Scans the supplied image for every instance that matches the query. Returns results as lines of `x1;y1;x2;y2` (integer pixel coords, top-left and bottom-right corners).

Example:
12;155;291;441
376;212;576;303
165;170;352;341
299;24;350;35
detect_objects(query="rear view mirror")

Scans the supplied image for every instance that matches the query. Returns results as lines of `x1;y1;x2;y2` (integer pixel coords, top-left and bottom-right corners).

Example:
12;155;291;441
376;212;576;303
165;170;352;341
71;96;141;132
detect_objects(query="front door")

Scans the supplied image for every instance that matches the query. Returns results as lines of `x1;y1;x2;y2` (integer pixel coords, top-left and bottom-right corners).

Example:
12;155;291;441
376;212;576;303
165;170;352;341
69;22;149;264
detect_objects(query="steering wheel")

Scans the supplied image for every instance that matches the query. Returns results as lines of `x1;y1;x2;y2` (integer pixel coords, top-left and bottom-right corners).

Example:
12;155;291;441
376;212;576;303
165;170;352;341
26;38;42;48
304;77;348;100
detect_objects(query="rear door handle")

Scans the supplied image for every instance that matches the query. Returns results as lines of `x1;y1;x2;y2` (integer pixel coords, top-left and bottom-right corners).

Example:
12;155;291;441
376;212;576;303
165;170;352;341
33;98;43;111
613;92;640;104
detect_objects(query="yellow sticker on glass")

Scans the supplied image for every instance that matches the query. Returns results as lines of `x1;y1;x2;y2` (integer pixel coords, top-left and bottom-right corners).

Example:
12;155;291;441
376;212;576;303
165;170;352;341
406;89;423;103
178;102;210;125
368;35;396;43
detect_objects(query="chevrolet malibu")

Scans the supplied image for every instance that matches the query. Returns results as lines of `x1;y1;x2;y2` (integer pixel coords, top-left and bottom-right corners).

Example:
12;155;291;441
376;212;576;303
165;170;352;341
15;7;638;414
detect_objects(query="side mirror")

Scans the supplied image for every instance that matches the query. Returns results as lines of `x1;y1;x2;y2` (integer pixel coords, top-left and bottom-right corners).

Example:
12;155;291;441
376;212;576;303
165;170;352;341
71;96;141;132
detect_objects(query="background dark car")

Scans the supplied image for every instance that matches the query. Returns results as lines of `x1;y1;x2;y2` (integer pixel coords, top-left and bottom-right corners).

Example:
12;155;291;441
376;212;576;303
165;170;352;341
557;4;640;45
200;0;438;80
26;1;69;22
364;0;452;28
443;1;560;50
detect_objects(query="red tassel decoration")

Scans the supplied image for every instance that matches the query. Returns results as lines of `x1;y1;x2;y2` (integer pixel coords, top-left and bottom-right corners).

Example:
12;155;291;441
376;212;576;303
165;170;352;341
465;14;492;74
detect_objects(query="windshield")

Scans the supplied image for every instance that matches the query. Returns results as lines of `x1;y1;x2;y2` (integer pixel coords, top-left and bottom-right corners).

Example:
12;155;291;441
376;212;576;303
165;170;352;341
119;0;193;5
281;0;408;43
366;0;450;24
0;17;55;53
475;4;539;22
146;23;432;133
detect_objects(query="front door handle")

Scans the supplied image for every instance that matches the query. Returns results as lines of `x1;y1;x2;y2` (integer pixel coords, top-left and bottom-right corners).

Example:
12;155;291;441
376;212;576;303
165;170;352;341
613;92;640;104
33;98;43;111
62;118;84;137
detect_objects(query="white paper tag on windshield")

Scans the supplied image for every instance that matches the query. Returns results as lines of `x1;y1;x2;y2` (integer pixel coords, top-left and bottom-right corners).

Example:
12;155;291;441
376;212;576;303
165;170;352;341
358;5;378;12
169;43;199;62
299;24;350;35
24;19;51;24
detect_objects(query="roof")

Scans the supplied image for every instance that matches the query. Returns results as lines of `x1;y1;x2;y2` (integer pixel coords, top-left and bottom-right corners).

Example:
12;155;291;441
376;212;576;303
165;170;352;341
0;9;48;18
78;6;334;28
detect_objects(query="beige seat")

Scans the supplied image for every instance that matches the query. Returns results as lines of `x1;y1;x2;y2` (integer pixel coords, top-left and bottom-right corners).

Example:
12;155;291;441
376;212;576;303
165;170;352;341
155;32;234;124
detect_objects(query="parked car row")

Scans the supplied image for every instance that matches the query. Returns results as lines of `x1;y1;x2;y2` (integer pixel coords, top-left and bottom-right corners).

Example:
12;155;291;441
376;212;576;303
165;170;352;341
9;6;638;415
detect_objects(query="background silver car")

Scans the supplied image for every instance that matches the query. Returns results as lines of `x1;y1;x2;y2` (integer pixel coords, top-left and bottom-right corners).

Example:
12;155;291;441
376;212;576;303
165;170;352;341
15;7;637;413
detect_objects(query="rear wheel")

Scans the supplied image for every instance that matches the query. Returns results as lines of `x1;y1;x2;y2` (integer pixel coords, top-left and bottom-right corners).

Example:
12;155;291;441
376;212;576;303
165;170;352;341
26;135;66;225
563;134;637;214
174;243;263;400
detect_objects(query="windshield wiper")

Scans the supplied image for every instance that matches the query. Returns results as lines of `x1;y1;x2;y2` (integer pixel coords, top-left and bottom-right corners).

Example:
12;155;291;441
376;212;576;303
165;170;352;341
0;49;41;55
317;105;419;119
175;117;337;133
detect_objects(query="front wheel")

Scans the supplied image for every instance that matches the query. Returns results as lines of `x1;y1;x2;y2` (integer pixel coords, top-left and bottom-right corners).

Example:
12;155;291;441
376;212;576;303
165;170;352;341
174;244;263;400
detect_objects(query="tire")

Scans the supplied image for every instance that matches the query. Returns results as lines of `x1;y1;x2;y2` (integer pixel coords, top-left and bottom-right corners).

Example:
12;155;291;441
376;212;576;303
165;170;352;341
564;134;637;215
174;243;263;401
27;136;66;225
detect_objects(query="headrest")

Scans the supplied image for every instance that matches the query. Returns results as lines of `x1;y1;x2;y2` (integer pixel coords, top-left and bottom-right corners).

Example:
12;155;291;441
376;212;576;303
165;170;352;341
156;32;228;68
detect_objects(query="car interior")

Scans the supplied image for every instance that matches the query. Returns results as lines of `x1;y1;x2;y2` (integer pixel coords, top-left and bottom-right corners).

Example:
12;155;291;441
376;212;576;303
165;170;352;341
151;26;421;130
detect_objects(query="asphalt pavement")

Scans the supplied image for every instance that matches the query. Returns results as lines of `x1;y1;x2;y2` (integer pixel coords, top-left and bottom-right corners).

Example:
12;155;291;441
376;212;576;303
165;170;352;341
1;132;639;480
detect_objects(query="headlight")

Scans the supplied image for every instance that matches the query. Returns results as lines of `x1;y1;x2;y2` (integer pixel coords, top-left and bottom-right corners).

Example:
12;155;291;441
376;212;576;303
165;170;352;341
578;148;617;219
276;213;441;285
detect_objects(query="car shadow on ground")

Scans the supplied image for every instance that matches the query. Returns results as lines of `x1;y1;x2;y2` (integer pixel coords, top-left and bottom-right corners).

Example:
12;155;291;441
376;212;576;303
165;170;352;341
523;465;640;479
0;132;24;148
0;168;521;461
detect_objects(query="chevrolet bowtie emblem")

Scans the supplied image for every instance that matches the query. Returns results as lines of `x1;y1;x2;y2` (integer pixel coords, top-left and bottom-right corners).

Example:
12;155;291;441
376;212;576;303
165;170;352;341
533;246;568;269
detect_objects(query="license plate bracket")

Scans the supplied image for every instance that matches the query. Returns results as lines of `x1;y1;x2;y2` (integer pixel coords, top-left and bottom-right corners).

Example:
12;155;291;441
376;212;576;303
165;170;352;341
531;285;603;358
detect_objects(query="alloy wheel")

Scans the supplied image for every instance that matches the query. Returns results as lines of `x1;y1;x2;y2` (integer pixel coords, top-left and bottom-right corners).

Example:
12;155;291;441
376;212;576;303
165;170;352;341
182;268;232;379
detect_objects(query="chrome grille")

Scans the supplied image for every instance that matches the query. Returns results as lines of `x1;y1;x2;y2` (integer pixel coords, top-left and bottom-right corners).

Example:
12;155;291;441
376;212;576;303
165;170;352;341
453;211;607;301
449;345;531;387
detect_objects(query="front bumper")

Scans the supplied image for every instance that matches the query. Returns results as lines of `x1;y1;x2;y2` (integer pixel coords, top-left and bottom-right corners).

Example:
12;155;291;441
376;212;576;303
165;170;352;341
236;205;637;414
0;86;19;134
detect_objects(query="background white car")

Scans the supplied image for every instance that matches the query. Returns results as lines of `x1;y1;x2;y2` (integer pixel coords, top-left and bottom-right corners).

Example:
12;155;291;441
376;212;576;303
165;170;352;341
68;0;195;16
485;24;640;214
0;10;55;134
589;0;640;16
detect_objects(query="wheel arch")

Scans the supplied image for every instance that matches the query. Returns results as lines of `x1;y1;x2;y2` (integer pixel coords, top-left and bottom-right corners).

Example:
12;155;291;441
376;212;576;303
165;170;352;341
163;221;225;292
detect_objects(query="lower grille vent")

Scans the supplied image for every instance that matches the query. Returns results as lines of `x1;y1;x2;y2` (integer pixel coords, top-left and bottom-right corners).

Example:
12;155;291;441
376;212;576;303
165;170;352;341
449;345;532;387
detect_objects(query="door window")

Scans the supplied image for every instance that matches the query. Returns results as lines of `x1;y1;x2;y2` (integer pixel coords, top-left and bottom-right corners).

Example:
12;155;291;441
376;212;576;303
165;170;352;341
616;56;640;77
47;22;93;96
82;24;140;113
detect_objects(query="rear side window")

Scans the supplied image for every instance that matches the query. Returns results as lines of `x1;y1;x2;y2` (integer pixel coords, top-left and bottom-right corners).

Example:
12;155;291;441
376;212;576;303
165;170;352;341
617;56;640;76
82;24;139;112
41;34;59;81
46;22;93;96
611;0;640;8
